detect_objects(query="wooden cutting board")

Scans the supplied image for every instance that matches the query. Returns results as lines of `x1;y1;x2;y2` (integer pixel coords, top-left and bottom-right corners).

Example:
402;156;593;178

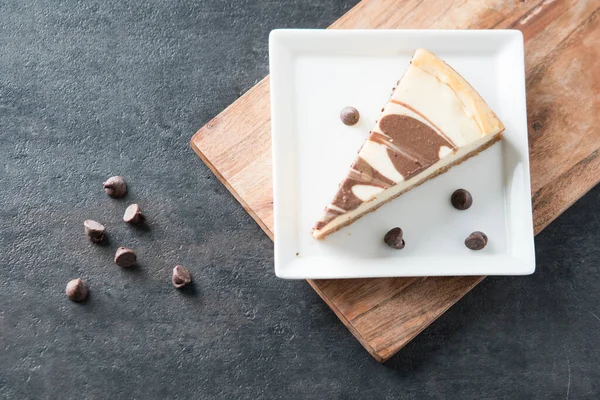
191;0;600;362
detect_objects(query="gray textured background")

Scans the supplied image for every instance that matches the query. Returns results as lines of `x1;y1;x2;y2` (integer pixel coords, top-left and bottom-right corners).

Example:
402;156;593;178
1;1;599;399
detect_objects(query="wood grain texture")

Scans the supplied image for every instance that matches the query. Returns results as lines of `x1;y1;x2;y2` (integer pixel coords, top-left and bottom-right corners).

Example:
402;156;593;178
191;0;600;362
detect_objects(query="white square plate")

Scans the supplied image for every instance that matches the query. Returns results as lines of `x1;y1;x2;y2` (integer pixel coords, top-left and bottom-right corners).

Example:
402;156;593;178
269;29;535;279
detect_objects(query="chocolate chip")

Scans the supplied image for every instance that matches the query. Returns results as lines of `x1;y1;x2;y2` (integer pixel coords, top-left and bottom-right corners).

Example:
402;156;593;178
465;231;488;250
451;189;473;210
123;203;144;224
172;265;192;289
66;278;88;302
114;247;137;267
384;227;405;249
84;219;105;243
340;106;359;126
103;176;127;198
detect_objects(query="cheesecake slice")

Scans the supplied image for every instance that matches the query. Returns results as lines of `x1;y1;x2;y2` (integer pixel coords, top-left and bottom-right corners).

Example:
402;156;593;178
312;49;504;240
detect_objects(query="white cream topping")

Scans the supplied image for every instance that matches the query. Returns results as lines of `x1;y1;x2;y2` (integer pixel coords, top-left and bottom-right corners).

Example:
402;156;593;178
327;204;347;213
351;185;384;202
439;146;453;158
359;140;405;183
392;65;482;146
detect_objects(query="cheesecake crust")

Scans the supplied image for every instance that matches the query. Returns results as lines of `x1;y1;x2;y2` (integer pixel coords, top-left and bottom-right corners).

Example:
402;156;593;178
411;49;505;136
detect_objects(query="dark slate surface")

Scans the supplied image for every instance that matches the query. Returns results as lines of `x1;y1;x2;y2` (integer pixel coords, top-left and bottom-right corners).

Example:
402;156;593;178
1;1;599;399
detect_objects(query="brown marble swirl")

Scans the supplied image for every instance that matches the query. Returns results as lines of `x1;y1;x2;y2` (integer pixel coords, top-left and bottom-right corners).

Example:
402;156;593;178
379;114;453;167
315;113;455;230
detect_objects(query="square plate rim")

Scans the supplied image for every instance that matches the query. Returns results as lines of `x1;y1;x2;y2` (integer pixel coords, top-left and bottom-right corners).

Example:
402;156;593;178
269;29;535;279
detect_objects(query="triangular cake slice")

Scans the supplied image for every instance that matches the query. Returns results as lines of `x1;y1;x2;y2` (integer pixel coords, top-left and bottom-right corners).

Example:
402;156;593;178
312;49;504;239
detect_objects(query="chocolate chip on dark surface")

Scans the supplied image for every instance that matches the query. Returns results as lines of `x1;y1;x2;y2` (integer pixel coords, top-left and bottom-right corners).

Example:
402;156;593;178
123;203;144;224
66;278;88;302
340;106;360;126
103;176;127;198
172;265;192;289
84;219;105;243
114;247;137;267
465;231;488;250
451;189;473;210
384;227;405;249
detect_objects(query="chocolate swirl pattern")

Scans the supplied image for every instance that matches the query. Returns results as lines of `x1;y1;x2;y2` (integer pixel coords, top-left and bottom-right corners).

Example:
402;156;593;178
315;111;455;230
312;49;505;239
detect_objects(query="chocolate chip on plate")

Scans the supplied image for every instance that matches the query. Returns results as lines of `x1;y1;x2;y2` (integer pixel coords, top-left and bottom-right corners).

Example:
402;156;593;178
340;106;360;126
103;176;127;198
114;247;137;267
84;219;105;243
172;265;192;289
66;278;88;302
465;231;488;250
451;189;473;210
384;227;405;249
123;204;144;224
